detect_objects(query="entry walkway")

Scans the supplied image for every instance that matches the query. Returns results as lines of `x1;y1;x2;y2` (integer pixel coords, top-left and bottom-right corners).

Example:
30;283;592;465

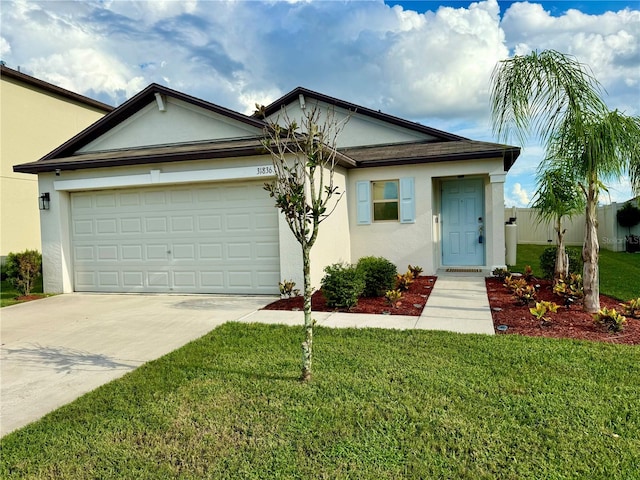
242;274;495;335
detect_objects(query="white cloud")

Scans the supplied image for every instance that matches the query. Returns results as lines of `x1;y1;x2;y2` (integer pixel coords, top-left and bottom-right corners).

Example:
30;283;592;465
502;2;640;114
0;37;11;57
506;183;531;207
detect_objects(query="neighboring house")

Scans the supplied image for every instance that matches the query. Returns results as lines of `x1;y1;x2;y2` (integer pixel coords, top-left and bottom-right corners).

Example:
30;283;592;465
14;84;520;294
0;65;113;261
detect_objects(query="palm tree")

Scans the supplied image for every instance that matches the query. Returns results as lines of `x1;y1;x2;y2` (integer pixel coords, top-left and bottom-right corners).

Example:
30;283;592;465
531;164;584;282
490;50;640;312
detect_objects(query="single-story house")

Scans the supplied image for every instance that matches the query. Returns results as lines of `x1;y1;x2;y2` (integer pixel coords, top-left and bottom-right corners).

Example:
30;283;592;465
14;85;520;295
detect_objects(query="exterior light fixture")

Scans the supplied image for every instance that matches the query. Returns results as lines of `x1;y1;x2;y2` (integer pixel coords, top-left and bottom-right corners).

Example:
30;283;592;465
39;192;50;210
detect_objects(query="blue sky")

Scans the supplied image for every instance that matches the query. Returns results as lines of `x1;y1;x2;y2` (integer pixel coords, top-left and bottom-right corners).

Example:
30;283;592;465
1;0;638;206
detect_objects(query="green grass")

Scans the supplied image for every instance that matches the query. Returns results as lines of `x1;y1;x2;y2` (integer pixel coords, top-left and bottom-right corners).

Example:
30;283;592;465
2;323;639;479
0;277;44;307
510;244;640;300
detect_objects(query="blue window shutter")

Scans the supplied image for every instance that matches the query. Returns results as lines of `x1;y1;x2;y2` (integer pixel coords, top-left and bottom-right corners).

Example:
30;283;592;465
399;177;415;224
356;181;371;225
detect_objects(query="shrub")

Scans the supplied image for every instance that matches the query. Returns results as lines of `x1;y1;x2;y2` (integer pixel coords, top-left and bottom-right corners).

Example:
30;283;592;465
492;267;511;281
620;298;640;319
385;289;403;308
407;264;423;278
594;307;626;333
523;265;535;282
395;271;414;291
530;300;559;326
356;256;397;297
278;279;300;298
321;263;365;310
539;246;583;280
5;250;42;296
553;273;584;308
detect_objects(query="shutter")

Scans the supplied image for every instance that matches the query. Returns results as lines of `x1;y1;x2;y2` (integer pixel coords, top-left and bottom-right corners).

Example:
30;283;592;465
356;181;371;225
399;177;415;224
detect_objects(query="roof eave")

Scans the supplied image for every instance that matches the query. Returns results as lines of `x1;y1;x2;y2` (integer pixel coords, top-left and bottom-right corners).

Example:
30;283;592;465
354;147;521;170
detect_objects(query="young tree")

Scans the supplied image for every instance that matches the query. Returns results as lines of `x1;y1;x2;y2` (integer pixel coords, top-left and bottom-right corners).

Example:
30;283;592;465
491;49;640;312
260;105;348;381
531;164;584;282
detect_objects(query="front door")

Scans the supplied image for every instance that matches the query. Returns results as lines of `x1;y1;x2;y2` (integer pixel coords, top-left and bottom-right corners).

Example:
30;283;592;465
441;178;484;266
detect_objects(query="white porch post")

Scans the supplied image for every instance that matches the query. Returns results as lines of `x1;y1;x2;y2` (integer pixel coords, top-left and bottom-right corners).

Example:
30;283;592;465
488;172;507;270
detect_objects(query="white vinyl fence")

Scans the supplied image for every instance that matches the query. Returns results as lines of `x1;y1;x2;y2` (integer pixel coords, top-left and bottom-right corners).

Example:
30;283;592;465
505;201;640;252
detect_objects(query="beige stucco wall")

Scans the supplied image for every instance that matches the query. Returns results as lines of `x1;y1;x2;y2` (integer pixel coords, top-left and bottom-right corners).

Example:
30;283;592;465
0;77;109;258
348;159;508;275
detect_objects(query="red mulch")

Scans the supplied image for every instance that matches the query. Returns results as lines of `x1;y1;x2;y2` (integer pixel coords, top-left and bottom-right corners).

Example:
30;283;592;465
486;277;640;345
13;294;47;302
263;276;437;316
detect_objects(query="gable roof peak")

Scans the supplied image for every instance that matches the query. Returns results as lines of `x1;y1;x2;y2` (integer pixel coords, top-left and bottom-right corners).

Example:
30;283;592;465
258;86;467;142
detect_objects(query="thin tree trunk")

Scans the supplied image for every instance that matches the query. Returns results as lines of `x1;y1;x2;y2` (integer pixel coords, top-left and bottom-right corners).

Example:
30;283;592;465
583;182;600;313
300;243;313;382
554;216;569;283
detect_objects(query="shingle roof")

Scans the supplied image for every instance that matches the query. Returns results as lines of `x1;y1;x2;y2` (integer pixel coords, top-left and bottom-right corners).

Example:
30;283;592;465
13;83;520;174
340;139;520;171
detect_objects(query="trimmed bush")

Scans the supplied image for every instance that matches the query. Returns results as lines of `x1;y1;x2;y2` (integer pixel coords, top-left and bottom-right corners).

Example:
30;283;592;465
321;263;365;309
5;250;42;296
356;256;397;297
539;246;583;280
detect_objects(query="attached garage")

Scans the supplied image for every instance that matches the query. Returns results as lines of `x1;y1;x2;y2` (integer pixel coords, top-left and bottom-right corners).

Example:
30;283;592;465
70;181;280;294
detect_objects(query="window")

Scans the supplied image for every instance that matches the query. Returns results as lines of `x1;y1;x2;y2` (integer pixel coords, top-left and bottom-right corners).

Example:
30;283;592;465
372;180;399;221
356;177;414;225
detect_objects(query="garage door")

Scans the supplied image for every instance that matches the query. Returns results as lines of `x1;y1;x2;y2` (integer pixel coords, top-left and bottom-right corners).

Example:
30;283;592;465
70;181;280;294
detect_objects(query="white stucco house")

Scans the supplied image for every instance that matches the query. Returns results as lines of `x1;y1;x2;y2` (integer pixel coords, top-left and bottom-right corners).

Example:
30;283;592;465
14;85;520;295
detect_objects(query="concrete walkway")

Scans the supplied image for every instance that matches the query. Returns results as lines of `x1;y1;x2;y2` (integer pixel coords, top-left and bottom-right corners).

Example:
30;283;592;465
241;274;495;335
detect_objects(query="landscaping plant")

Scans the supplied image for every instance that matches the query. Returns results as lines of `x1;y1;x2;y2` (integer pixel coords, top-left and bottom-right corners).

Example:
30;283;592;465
539;246;582;280
594;307;627;333
491;49;640;312
320;263;365;310
529;300;560;326
407;264;423;278
553;273;584;308
278;279;300;298
395;271;414;291
260;104;348;381
492;267;511;281
356;256;397;297
4;250;42;297
620;298;640;319
384;289;403;308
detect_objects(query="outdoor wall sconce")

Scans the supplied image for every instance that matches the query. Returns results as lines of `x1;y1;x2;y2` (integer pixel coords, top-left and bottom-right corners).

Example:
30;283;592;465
39;192;50;210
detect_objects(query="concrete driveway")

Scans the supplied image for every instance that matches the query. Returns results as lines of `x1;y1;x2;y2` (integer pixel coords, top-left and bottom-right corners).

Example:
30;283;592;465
0;293;274;437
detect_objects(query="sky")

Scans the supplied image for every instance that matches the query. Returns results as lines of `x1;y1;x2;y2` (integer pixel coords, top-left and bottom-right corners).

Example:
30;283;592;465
1;0;638;206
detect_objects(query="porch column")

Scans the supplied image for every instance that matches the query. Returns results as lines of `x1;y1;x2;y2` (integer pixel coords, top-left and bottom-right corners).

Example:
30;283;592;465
488;172;507;269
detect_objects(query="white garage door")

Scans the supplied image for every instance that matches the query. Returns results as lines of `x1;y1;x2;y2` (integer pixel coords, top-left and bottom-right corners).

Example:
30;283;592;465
70;181;280;294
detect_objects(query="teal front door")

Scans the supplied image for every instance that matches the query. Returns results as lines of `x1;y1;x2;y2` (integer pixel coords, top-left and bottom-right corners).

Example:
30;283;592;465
441;178;485;266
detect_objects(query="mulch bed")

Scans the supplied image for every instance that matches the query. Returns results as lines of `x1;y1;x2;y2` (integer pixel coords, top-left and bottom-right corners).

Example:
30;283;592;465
486;277;640;345
263;275;437;316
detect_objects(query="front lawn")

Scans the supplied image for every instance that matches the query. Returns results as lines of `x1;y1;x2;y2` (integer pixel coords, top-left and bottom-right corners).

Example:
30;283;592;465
510;244;640;300
2;323;638;479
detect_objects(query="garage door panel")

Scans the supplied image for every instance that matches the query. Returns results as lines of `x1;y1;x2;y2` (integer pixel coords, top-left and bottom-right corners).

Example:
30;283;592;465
71;181;280;294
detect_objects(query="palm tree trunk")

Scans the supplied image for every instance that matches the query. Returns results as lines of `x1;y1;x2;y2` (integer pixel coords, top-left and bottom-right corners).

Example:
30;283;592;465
300;243;313;382
554;216;569;282
583;182;600;313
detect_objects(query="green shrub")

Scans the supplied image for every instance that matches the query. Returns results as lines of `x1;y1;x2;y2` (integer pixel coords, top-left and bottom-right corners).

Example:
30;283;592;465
356;256;397;297
594;307;626;333
321;263;365;309
5;250;42;296
539;247;583;279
